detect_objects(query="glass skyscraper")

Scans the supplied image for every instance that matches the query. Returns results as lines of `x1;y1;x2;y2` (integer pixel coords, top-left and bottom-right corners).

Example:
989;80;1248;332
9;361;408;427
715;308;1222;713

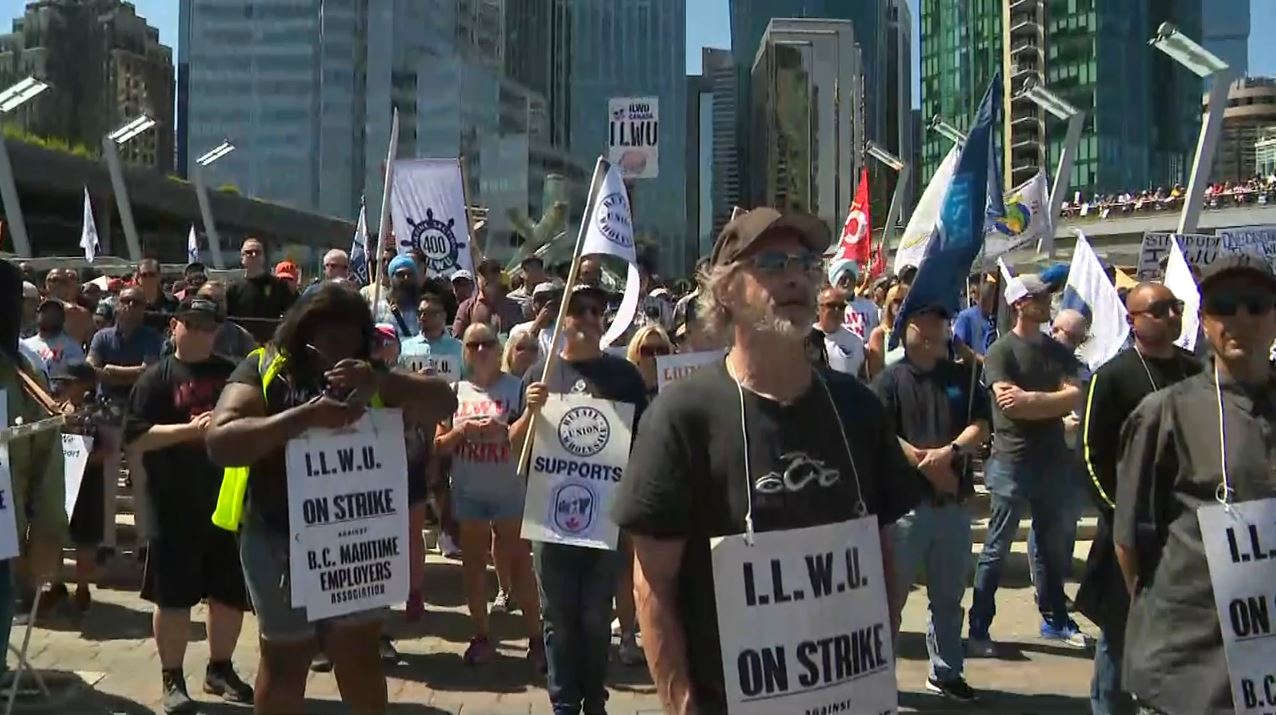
568;0;687;276
1201;0;1249;77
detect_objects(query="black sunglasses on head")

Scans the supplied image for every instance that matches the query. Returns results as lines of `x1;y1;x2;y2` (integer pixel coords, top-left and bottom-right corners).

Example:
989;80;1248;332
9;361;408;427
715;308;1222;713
1202;290;1276;317
639;344;671;358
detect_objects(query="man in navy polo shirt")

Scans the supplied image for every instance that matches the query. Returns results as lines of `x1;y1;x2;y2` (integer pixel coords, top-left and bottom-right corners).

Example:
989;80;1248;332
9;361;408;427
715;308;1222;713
88;285;163;555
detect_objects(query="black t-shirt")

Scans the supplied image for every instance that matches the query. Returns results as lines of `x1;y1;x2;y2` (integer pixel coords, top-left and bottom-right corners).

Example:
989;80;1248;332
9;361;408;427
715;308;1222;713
521;353;649;428
226;274;297;343
612;362;920;713
123;355;235;537
227;351;322;534
872;358;990;500
143;292;180;332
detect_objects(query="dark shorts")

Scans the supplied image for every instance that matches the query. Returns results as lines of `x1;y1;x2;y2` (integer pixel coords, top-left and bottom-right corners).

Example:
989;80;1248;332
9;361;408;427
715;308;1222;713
141;525;251;611
68;463;105;547
407;458;428;506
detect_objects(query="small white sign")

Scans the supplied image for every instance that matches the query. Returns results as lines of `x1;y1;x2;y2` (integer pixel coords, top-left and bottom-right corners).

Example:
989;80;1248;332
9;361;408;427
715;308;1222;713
399;345;459;385
62;433;93;519
656;350;722;392
608;97;659;179
1198;499;1276;714
286;409;410;620
711;517;896;715
521;394;634;550
0;395;17;560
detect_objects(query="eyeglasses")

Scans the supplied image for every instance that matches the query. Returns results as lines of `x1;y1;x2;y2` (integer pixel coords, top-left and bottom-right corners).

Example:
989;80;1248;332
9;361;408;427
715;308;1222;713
1202;291;1276;317
137;271;159;279
746;250;822;275
1132;298;1185;320
569;302;605;318
464;339;499;350
514;343;538;353
241;249;261;257
820;302;847;311
639;344;671;358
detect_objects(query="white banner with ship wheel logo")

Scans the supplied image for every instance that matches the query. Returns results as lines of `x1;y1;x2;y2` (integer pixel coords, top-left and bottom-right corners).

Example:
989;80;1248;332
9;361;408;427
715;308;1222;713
389;158;475;278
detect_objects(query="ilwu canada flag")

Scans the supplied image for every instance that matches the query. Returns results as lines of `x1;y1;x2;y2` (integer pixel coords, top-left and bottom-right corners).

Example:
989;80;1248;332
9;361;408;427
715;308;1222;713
389;158;475;278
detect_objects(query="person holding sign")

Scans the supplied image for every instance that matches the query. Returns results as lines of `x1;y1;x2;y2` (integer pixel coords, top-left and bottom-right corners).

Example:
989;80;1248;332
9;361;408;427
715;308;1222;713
434;323;544;669
510;282;648;715
399;293;463;382
207;284;458;715
613;208;920;715
1114;252;1276;715
122;296;255;713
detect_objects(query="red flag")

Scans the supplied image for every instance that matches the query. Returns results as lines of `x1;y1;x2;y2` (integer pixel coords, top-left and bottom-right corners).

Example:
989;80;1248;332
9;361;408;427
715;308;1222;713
835;167;872;264
867;235;886;281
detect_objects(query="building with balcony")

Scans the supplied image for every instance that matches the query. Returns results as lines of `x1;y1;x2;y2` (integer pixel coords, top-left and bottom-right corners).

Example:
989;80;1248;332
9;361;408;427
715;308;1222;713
1257;128;1276;177
750;18;861;236
1004;0;1046;188
0;0;173;172
1207;76;1276;183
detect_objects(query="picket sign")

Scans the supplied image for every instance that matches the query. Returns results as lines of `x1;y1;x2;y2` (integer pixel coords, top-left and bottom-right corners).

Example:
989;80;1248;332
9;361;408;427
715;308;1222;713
0;394;17;560
398;344;459;384
521;394;633;550
1198;498;1276;715
711;517;896;715
61;433;92;519
655;350;723;392
285;409;409;620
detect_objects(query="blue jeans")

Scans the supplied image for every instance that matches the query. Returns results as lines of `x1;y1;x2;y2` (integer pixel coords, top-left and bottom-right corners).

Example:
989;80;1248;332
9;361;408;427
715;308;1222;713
1091;628;1135;715
970;467;1072;637
533;542;622;715
0;560;11;674
889;502;971;683
1027;467;1085;617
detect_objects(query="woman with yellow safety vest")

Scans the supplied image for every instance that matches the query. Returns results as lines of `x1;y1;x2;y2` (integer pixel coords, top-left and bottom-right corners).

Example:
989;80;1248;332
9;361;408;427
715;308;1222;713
206;284;457;714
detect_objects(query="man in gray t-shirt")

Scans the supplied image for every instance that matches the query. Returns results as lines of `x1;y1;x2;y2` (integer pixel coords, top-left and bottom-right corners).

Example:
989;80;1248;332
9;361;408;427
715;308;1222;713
968;274;1086;654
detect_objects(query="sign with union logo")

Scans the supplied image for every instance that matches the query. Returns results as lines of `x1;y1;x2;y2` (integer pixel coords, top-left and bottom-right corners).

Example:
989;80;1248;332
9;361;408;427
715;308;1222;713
608;97;659;179
521;394;634;550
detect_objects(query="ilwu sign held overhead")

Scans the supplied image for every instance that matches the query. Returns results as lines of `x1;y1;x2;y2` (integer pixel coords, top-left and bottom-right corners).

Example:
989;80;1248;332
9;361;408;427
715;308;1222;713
608;97;659;180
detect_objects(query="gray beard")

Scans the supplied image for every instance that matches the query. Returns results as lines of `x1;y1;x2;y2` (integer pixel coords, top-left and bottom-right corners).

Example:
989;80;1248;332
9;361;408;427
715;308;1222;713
752;313;808;340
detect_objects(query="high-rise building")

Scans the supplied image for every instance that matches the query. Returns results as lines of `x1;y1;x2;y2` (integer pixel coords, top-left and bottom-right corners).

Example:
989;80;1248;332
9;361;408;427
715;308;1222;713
1201;0;1249;77
751;19;861;235
568;0;687;277
687;69;711;268
920;0;1204;197
504;0;572;150
1208;76;1276;183
704;48;740;241
886;0;915;214
0;0;174;172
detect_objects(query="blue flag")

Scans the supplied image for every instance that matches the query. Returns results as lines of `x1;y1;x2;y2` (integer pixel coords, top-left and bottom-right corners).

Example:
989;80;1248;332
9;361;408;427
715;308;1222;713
892;73;1002;347
349;196;370;287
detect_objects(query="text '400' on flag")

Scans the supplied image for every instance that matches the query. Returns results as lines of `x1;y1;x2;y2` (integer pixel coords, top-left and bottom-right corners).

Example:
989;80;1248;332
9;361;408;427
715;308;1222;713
892;73;1003;346
389;158;475;279
580;160;640;348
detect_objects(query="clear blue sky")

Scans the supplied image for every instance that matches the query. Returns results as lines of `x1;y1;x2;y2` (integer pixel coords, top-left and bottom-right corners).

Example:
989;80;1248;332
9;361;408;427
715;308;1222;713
2;0;1272;111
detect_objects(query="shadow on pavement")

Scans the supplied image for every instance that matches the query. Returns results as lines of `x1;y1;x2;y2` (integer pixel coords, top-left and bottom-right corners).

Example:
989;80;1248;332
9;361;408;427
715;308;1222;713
901;689;1088;713
394;650;538;694
50;599;208;643
81;691;450;714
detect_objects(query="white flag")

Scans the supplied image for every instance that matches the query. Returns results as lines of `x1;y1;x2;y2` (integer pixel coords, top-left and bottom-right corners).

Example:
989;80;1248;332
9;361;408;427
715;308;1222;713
580;160;638;348
996;256;1015;286
389;158;474;278
1164;236;1201;352
79;186;99;263
985;169;1051;259
894;145;958;273
1063;230;1129;370
187;225;199;264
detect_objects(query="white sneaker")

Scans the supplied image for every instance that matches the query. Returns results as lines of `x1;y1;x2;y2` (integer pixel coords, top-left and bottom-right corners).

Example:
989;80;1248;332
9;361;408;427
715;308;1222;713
439;532;461;559
611;617;622;636
618;634;645;666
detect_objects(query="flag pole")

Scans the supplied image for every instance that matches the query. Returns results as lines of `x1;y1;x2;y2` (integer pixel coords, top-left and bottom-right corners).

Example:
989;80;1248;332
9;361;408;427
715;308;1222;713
371;108;400;312
516;157;608;477
458;154;483;269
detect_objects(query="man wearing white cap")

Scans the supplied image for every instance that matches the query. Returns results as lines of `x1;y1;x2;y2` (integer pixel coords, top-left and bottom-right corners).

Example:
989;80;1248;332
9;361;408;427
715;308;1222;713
510;280;563;360
969;273;1088;655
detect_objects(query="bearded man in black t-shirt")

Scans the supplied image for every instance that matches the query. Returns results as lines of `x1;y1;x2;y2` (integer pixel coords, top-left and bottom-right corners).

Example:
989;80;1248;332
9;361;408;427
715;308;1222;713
612;208;920;715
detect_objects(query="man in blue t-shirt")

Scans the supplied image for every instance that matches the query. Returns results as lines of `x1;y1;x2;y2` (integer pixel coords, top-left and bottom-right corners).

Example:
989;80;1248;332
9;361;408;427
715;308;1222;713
953;281;998;359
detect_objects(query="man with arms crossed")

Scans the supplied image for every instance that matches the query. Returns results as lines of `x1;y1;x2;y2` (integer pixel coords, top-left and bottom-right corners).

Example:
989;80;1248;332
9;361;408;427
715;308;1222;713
613;208;919;714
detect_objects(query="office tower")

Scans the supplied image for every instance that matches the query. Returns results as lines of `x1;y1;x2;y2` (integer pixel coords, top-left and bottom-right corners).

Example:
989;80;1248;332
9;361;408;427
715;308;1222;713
704;48;740;240
0;0;174;172
1201;0;1249;77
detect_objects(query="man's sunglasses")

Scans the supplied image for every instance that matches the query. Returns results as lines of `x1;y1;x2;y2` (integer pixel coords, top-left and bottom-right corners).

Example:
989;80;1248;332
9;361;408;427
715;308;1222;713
639;344;671;358
1132;299;1185;320
746;251;822;275
464;339;499;350
820;301;847;311
568;302;605;318
1202;291;1276;317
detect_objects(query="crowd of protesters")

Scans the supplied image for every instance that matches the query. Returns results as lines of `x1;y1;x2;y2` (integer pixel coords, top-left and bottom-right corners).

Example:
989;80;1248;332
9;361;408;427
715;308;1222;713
1061;174;1276;219
0;200;1267;715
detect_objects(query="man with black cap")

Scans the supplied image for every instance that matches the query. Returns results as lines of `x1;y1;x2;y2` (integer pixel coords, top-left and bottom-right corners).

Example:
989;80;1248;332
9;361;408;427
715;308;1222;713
22;298;86;381
1114;250;1276;715
873;301;989;702
511;280;648;715
124;296;254;713
969;273;1087;655
612;208;919;715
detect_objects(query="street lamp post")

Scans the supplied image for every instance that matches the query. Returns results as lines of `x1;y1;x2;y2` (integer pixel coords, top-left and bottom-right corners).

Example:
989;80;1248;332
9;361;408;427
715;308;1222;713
929;114;968;146
0;76;49;257
102;114;156;262
193;139;235;269
1017;77;1085;258
865;140;911;250
1149;22;1234;235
